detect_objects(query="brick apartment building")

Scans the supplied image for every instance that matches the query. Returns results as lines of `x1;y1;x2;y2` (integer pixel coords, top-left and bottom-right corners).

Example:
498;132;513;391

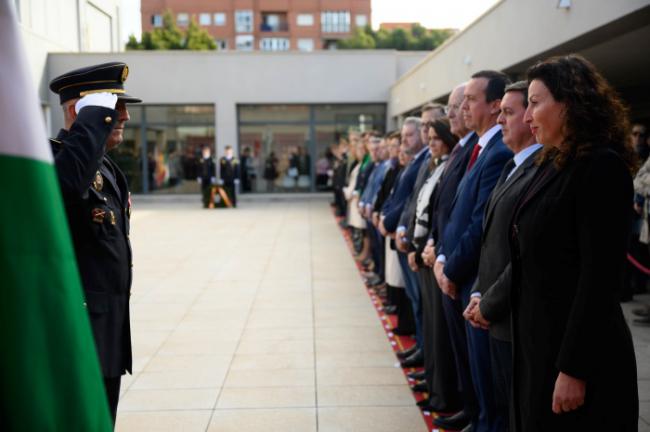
141;0;372;51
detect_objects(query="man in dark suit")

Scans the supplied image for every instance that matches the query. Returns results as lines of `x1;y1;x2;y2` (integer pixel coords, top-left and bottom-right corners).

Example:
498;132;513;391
379;117;428;355
433;71;512;432
392;104;445;367
417;83;478;413
463;81;543;431
49;62;141;426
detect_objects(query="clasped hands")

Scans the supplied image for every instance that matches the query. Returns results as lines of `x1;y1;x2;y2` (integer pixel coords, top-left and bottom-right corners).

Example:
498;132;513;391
462;296;490;330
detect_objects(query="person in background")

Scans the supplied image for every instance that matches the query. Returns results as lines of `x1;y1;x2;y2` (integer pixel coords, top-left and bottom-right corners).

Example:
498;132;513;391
263;151;279;192
198;146;217;208
220;145;240;207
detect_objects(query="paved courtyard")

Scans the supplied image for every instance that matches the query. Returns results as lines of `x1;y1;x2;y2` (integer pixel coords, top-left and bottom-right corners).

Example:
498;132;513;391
116;195;426;432
116;195;650;432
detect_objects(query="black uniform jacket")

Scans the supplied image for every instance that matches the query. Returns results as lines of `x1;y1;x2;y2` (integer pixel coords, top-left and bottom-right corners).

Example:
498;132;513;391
220;157;240;185
509;149;638;431
50;106;133;378
472;148;540;341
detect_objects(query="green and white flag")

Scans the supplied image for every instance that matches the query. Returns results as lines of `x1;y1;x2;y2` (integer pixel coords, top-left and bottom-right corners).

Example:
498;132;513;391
0;1;112;430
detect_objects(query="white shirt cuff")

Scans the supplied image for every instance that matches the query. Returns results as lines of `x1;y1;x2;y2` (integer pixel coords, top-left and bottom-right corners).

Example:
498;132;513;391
436;255;446;264
470;292;482;299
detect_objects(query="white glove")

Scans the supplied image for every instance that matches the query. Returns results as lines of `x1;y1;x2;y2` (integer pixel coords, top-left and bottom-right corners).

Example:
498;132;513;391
197;177;202;184
210;177;217;185
75;92;118;114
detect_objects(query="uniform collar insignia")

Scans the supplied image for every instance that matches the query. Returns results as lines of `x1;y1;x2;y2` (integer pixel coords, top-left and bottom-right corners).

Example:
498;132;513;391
93;170;104;192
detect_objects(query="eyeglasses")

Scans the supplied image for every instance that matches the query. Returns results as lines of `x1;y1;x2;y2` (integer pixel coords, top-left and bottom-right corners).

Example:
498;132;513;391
444;104;460;114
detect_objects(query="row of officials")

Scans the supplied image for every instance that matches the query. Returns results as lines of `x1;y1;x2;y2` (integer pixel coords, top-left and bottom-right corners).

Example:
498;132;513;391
330;54;639;432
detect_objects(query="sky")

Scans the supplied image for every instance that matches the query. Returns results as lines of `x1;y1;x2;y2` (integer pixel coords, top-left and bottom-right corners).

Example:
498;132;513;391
120;0;501;43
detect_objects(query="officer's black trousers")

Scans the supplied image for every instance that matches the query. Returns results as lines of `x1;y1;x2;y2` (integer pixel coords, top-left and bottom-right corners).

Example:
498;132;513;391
104;376;121;428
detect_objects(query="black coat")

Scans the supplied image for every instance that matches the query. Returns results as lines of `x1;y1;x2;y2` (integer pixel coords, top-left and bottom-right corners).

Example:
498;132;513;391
429;133;478;244
51;106;132;378
472;148;540;341
510;149;638;431
220;157;240;185
374;160;400;213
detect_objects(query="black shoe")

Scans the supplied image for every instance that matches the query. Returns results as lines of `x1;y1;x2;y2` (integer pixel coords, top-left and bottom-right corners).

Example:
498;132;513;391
634;315;650;326
384;305;398;315
632;306;650;317
412;381;428;393
365;275;383;287
433;410;472;430
401;349;424;368
419;403;457;413
396;345;418;359
392;327;414;336
408;370;426;381
416;398;430;407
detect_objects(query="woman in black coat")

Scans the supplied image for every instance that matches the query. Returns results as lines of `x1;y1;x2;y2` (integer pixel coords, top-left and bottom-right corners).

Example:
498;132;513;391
510;54;639;431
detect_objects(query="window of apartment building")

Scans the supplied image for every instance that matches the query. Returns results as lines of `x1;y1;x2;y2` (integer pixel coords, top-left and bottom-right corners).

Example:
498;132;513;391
214;12;226;26
215;39;228;50
297;39;314;52
260;38;290;52
177;13;189;26
151;14;163;27
235;35;254;51
321;11;351;33
235;10;254;33
261;12;288;32
296;14;314;26
355;14;368;27
199;13;211;26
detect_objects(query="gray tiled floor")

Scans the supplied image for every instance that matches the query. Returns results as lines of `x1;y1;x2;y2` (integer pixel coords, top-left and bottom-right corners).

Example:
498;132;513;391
116;196;426;432
116;195;650;431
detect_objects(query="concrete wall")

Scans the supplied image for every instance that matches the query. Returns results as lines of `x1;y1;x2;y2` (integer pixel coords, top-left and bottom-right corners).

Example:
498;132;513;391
389;0;650;117
47;50;426;155
17;0;122;102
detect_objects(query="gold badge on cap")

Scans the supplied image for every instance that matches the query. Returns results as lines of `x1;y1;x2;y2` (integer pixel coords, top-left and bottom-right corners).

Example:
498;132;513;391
93;171;103;191
91;208;106;224
120;65;129;83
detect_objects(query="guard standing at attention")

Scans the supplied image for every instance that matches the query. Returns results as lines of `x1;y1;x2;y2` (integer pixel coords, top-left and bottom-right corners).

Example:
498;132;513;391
220;145;240;207
49;62;141;427
197;145;217;208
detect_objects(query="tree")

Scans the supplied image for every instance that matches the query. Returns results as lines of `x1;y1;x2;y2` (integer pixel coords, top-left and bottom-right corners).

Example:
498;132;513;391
337;24;456;52
126;9;216;51
184;18;217;50
338;27;375;49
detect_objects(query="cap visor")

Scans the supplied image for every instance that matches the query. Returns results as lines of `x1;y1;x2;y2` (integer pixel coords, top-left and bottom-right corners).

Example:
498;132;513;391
117;93;142;103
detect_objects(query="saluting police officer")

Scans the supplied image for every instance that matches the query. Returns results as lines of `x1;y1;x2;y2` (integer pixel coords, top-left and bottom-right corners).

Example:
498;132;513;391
48;62;141;427
220;145;240;207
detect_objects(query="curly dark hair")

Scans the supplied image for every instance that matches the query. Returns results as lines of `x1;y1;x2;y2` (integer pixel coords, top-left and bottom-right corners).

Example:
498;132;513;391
526;54;637;171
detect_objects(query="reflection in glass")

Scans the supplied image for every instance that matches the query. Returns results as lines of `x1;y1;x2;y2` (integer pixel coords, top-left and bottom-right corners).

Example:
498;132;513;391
109;105;216;194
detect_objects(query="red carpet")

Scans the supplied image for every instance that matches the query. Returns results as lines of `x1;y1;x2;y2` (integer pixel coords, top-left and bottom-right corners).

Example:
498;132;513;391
334;213;454;432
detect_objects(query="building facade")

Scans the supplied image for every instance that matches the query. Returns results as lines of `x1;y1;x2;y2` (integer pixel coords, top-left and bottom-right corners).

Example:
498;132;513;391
140;0;371;52
47;50;424;194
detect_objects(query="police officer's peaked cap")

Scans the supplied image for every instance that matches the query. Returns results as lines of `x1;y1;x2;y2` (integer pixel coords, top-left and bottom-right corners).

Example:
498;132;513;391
49;62;142;105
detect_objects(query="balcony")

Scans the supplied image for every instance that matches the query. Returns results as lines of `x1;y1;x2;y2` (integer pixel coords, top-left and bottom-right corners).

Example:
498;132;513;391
260;12;289;32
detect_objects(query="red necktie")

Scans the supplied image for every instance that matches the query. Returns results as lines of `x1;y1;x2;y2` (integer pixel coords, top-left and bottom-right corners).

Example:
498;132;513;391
466;144;481;172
